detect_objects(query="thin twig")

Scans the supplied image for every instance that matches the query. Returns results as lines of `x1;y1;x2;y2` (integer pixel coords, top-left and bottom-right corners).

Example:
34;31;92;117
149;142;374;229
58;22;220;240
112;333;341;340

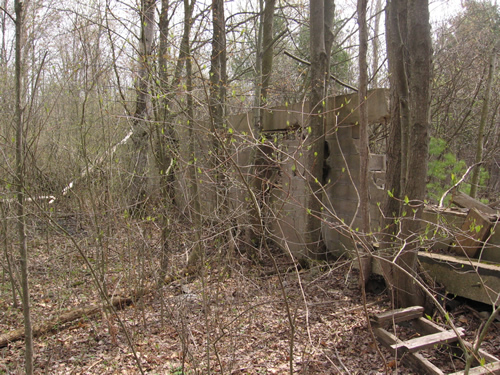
438;162;483;208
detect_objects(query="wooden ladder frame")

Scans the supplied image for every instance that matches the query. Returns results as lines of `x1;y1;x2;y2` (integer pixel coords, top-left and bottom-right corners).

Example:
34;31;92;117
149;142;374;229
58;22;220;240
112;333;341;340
371;306;500;375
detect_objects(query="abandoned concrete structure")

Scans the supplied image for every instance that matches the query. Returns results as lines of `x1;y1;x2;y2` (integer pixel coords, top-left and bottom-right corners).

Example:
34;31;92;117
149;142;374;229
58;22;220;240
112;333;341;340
228;88;389;258
226;88;500;306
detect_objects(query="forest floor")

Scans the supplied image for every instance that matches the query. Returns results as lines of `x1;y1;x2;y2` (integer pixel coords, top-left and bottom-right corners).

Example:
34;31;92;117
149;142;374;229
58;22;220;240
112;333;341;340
1;217;499;374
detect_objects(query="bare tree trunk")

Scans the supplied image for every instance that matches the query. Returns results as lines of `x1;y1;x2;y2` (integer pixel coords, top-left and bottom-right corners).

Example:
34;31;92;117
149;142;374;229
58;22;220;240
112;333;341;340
383;0;409;229
382;0;432;309
208;0;227;210
370;0;382;88
396;0;410;196
398;0;432;308
156;0;195;277
0;0;6;65
253;0;264;130
470;43;498;198
358;0;370;233
305;0;335;258
261;0;276;102
188;0;226;271
209;0;226;142
15;1;33;373
157;0;177;205
247;0;277;248
405;0;431;214
185;24;203;274
129;0;156;213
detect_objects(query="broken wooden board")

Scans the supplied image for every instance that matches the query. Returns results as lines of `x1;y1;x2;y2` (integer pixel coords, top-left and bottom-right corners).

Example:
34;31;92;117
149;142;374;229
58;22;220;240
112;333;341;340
448;361;500;375
373;327;445;375
373;306;500;375
390;328;465;354
450;208;493;257
419;251;500;306
371;306;424;326
452;190;498;216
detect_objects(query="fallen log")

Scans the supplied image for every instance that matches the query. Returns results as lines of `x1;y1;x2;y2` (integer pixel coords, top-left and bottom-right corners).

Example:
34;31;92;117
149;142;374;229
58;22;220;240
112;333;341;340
0;285;153;348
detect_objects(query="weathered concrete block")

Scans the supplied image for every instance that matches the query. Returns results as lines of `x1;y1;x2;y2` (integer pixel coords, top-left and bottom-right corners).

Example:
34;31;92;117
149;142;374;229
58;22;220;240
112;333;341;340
228;112;255;134
326;181;356;197
351;124;360;139
327;88;390;126
262;102;308;131
419;252;500;306
327;169;357;186
369;154;386;172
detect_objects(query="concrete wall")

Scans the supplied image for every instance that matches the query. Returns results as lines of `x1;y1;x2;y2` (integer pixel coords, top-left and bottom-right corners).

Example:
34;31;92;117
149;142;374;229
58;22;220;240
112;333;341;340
227;88;390;258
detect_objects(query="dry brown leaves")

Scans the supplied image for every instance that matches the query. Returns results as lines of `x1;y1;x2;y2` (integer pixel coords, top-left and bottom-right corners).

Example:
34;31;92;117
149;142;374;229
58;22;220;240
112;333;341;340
0;226;498;374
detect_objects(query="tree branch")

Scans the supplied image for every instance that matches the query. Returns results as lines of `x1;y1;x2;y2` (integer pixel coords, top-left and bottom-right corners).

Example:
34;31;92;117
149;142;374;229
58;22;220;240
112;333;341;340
284;50;358;91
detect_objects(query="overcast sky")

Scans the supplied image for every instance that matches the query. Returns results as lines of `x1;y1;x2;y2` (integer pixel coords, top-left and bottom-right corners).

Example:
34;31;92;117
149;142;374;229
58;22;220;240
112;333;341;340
430;0;465;22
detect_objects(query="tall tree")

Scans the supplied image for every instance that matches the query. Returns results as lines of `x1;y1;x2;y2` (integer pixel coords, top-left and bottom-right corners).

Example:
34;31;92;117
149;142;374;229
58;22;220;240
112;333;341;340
260;0;277;104
383;0;409;227
247;0;277;247
399;0;432;308
305;0;335;258
382;0;432;308
469;41;498;198
208;0;227;211
358;0;370;233
209;0;226;141
155;0;195;276
129;0;156;213
370;0;383;88
252;0;276;128
15;0;33;373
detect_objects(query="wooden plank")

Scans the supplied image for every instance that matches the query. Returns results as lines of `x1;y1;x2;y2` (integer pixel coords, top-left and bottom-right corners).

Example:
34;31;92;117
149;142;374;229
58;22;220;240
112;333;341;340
452;190;497;216
406;352;445;375
373;327;400;351
371;306;424;326
391;328;465;353
414;318;500;363
449;361;500;375
374;308;500;375
450;208;493;257
374;328;445;375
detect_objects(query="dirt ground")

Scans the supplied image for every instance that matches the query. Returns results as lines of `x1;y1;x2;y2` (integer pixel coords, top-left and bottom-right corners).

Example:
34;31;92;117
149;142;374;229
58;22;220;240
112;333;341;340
1;219;499;374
